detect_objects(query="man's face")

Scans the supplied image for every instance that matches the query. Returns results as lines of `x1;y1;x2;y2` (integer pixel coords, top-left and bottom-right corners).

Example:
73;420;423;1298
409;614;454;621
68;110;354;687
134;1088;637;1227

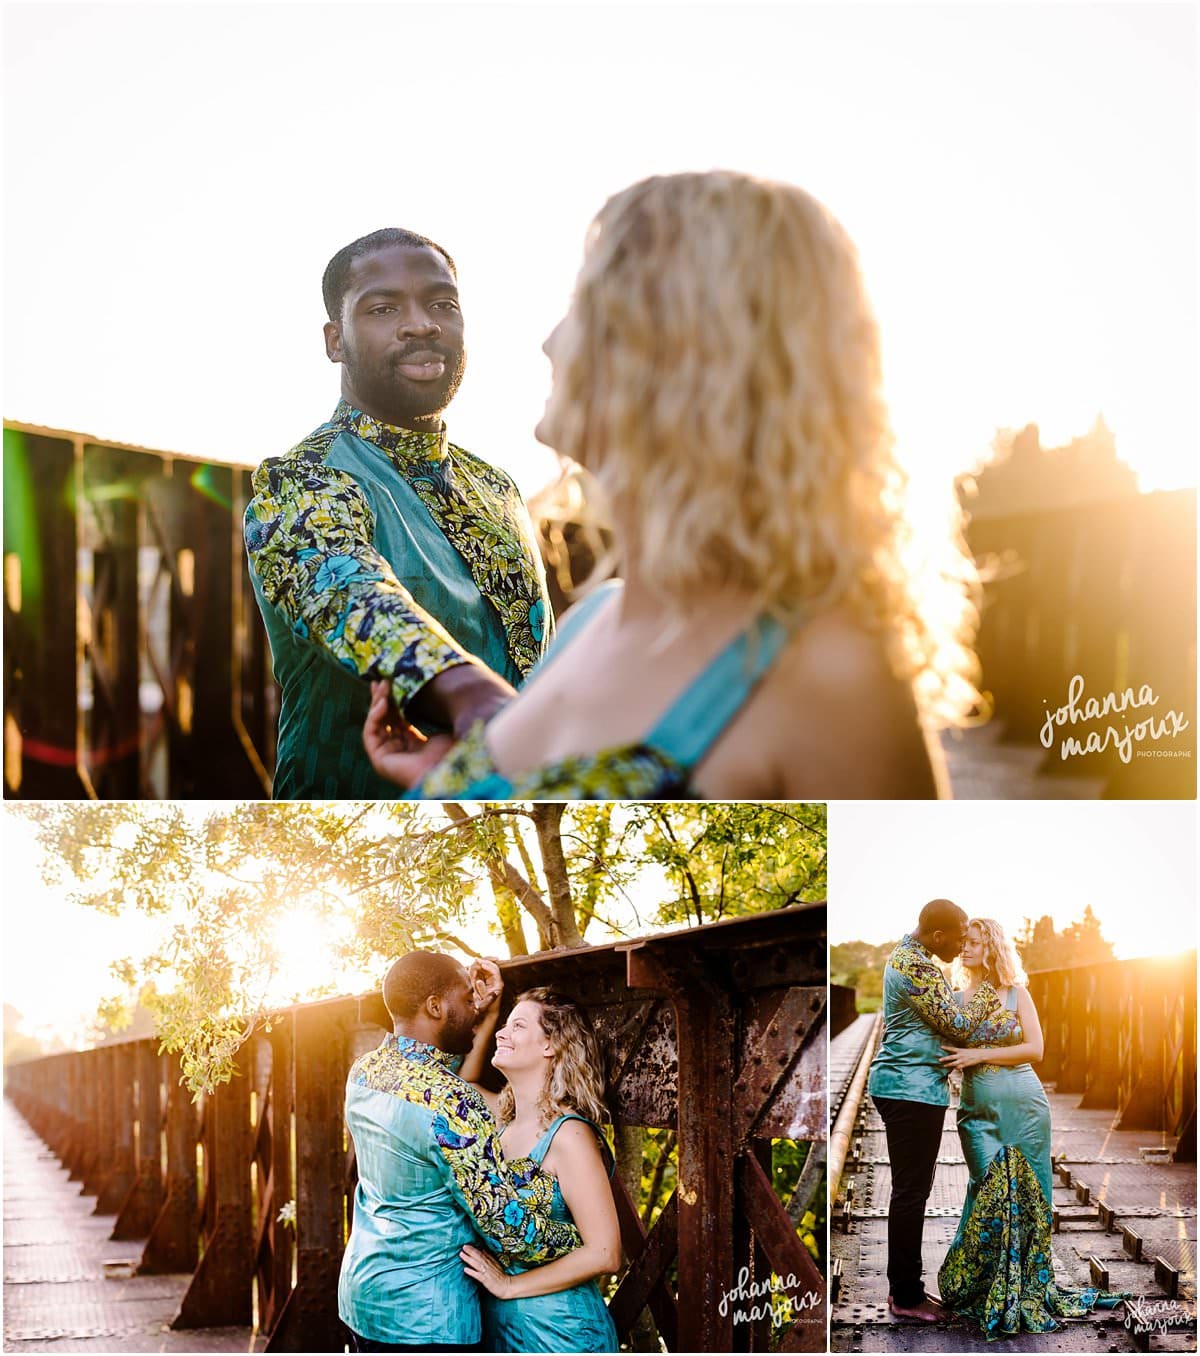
436;969;480;1056
325;244;467;429
930;920;969;964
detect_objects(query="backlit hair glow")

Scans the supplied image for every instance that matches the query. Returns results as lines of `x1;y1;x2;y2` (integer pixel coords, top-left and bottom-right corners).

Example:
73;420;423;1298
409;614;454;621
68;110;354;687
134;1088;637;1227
538;170;982;725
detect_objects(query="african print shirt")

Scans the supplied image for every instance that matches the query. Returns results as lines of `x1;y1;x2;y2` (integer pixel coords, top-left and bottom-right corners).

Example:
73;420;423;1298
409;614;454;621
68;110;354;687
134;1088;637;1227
244;400;552;799
868;934;1023;1106
338;1033;580;1346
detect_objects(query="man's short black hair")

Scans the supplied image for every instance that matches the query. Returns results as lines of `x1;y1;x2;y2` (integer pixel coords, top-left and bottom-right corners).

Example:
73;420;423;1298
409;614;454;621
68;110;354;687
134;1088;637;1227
383;950;465;1022
322;228;457;322
918;898;968;934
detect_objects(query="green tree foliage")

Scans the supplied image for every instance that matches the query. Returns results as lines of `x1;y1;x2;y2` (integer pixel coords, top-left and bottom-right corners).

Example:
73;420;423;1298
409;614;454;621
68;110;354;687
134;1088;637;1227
1015;906;1116;973
829;940;895;1012
16;801;825;1093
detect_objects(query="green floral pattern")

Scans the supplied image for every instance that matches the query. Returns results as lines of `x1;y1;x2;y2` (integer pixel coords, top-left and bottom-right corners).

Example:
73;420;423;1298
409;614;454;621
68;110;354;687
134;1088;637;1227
350;1034;580;1265
938;1145;1128;1339
890;936;1024;1045
334;402;549;675
244;402;549;713
413;719;695;800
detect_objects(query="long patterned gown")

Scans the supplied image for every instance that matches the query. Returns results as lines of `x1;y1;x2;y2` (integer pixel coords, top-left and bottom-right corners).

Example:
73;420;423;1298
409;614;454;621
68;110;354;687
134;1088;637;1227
937;987;1128;1339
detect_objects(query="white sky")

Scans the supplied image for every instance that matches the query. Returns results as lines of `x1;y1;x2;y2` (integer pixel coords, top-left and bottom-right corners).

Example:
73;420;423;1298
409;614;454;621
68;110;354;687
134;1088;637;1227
829;799;1197;958
3;1;1196;502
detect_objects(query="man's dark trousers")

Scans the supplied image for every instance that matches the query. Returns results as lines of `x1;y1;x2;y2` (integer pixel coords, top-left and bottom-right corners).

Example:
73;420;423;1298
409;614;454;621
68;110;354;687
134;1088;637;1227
872;1095;947;1306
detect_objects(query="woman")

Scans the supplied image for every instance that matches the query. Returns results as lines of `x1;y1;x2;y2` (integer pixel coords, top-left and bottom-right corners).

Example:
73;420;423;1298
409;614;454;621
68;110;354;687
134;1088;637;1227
458;985;621;1354
363;169;982;800
937;919;1126;1338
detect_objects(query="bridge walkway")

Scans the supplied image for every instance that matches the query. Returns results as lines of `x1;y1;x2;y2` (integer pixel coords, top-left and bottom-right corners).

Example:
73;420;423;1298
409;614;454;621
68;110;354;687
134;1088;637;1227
3;1100;261;1353
829;1024;1196;1352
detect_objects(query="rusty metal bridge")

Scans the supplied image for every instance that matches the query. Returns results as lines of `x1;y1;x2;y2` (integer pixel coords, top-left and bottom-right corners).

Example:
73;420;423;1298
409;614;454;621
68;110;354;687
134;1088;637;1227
4;904;827;1353
828;953;1197;1353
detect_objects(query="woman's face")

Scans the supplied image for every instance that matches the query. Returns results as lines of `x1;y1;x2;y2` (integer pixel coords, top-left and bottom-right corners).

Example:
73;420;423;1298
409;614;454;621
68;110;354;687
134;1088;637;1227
492;1000;553;1074
960;926;985;970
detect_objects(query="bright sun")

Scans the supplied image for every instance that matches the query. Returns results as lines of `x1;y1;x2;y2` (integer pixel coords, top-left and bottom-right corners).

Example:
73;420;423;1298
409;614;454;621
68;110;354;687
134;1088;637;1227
266;906;341;1005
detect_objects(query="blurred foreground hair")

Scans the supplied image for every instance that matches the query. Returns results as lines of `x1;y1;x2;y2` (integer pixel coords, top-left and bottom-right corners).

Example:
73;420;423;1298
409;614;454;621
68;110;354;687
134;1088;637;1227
539;169;982;725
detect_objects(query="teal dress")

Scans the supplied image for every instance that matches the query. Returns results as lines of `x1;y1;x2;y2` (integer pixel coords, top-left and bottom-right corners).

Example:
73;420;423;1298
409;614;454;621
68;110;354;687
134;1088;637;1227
413;581;791;800
938;988;1127;1339
484;1115;619;1354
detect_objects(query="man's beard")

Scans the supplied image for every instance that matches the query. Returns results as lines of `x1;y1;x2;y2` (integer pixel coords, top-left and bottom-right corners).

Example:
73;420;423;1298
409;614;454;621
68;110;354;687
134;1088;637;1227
348;344;467;425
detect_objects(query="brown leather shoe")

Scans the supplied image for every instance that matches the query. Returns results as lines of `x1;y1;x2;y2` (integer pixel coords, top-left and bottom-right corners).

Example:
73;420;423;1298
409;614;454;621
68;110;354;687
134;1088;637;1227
887;1294;945;1323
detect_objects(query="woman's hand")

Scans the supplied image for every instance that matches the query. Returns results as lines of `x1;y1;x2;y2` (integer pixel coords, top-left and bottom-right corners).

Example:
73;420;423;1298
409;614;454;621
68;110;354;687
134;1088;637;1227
939;1043;986;1070
460;1244;517;1299
469;958;504;1016
362;681;455;788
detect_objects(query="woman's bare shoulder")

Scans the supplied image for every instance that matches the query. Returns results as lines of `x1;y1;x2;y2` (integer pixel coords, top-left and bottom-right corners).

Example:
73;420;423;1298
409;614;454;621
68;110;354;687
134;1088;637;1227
755;607;940;796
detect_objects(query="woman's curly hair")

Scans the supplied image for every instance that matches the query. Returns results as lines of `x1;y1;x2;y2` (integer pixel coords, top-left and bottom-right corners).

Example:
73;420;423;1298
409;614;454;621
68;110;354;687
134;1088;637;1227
496;988;609;1129
538;169;982;726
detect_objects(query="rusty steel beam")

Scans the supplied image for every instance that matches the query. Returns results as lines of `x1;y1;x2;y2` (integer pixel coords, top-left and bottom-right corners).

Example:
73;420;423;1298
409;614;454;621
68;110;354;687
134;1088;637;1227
265;1003;348;1352
139;1055;200;1274
82;442;162;798
608;1185;679;1347
1079;963;1123;1109
173;1051;253;1328
252;1025;295;1340
112;1042;165;1239
2;428;87;797
738;1153;826;1352
626;942;737;1352
97;1042;137;1214
87;1045;116;1203
733;987;825;1144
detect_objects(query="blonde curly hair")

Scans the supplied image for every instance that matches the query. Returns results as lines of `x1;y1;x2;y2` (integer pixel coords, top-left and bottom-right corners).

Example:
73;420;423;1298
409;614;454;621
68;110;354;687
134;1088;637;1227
496;988;609;1130
538;169;982;725
957;917;1027;990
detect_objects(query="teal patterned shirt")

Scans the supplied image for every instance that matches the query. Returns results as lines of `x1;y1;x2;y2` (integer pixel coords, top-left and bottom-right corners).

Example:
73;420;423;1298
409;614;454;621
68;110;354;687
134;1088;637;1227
244;401;553;799
338;1033;580;1346
868;934;1024;1106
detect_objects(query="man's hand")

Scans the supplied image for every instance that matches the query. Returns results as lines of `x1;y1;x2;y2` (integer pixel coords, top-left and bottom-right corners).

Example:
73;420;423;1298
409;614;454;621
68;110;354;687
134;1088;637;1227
468;958;503;1015
362;681;455;788
407;663;516;739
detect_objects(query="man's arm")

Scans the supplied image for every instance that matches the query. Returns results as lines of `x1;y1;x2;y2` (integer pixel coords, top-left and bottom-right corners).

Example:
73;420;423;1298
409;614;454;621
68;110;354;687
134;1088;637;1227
894;948;1022;1044
245;457;513;727
431;1104;580;1264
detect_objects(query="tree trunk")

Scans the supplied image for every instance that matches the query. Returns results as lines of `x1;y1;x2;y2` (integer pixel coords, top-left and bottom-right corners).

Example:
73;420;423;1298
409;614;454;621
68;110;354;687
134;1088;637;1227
531;804;584;948
490;880;529;958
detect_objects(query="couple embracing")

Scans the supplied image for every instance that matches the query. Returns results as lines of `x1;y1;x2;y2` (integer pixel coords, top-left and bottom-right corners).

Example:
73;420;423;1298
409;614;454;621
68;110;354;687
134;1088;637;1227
869;899;1126;1340
338;952;620;1353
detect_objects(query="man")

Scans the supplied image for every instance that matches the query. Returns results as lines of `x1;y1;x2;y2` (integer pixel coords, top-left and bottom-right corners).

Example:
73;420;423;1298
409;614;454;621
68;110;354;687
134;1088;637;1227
867;899;1023;1324
339;951;579;1352
244;228;553;798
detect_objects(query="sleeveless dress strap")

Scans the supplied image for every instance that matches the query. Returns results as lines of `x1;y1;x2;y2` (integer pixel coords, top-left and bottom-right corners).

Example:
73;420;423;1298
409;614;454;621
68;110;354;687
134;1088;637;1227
530;1114;616;1178
643;616;791;768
